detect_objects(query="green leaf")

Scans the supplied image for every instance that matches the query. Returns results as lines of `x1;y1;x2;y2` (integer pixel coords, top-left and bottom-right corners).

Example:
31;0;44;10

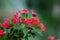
23;27;28;37
20;13;28;18
14;32;20;37
13;24;20;30
2;34;7;40
7;27;12;33
20;24;25;29
29;30;36;37
30;25;43;36
25;13;28;18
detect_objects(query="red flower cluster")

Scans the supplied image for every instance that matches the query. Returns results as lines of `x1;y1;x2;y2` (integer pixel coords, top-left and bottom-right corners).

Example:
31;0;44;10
3;18;9;28
19;8;45;31
0;8;46;36
21;17;40;26
32;17;39;26
12;17;20;23
22;18;31;25
12;12;20;23
26;18;31;25
12;12;18;18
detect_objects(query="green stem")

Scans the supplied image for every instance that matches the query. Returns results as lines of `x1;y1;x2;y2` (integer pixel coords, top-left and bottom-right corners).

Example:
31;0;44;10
0;36;1;40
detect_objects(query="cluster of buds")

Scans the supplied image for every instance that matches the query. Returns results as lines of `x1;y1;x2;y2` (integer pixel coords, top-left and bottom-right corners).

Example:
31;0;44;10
0;8;45;37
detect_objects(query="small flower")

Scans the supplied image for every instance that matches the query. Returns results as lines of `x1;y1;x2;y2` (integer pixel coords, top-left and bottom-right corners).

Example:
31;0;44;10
48;35;54;40
4;18;9;21
15;18;20;23
26;21;31;25
32;12;37;17
3;21;9;28
12;12;19;18
19;8;28;13
26;18;32;25
31;17;40;26
40;23;45;31
22;18;26;24
12;17;20;23
0;29;3;35
33;22;38;26
32;17;40;24
30;9;37;17
27;18;32;22
22;21;26;24
12;18;16;23
22;18;26;21
32;18;36;23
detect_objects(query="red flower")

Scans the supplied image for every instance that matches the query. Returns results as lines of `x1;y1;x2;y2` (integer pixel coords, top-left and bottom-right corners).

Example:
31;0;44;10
15;18;20;23
27;18;32;22
31;17;40;26
32;17;40;24
32;12;37;17
30;9;37;17
4;18;9;21
32;18;36;23
26;21;31;25
22;18;26;24
40;23;45;31
12;12;19;18
19;8;28;13
22;18;31;25
31;11;37;17
22;18;26;21
33;22;38;26
3;21;9;28
0;30;3;35
26;18;32;25
12;17;20;23
12;18;16;23
48;35;54;40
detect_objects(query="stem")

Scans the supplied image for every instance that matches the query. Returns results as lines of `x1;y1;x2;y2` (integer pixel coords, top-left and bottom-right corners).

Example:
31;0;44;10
0;36;1;40
25;35;28;40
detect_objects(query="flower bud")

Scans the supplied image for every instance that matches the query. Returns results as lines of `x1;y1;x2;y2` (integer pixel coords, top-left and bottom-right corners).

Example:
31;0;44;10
3;21;9;28
48;35;54;40
40;23;45;31
32;12;37;17
0;29;3;35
